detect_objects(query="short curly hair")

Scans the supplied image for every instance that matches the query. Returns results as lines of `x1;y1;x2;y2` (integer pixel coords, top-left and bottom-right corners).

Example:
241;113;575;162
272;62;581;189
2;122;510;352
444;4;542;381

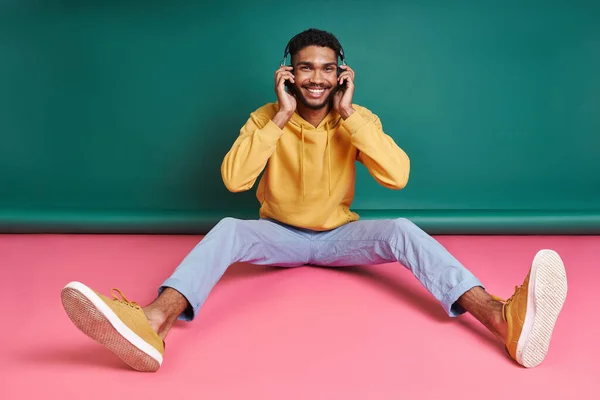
287;28;343;60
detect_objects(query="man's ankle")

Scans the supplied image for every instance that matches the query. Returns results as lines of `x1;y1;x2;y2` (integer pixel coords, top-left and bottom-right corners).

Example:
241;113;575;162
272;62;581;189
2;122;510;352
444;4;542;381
142;288;189;340
488;299;508;342
143;306;167;336
457;287;508;343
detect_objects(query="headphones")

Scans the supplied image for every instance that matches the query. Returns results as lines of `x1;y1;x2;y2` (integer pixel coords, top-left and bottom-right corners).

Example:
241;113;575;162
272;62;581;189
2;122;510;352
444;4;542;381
279;35;347;87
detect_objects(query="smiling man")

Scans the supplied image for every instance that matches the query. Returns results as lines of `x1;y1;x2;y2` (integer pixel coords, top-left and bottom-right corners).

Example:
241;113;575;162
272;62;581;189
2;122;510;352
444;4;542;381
60;28;568;373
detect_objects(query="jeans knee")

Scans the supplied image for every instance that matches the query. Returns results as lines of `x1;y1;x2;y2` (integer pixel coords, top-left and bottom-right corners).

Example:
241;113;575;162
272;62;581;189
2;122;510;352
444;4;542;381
392;217;416;231
211;217;240;236
216;217;238;228
387;217;424;239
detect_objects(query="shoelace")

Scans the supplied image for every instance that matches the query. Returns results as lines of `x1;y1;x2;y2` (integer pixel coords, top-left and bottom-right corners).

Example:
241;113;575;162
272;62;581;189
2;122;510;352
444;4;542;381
111;288;140;309
505;285;522;304
491;284;522;322
108;288;165;347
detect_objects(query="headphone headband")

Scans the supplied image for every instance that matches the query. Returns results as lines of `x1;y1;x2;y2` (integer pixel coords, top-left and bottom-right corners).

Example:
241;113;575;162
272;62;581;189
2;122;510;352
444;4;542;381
280;35;346;66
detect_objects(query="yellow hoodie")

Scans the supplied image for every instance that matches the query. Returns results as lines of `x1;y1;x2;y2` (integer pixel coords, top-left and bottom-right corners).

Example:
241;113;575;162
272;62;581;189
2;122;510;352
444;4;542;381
221;102;410;231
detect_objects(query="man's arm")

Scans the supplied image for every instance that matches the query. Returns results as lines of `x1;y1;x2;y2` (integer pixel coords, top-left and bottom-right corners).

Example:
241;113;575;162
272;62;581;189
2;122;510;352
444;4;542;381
333;66;410;189
221;110;286;192
341;108;410;189
221;66;297;192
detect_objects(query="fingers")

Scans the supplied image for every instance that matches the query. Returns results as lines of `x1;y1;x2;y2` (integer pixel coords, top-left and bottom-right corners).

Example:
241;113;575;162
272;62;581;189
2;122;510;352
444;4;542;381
276;65;293;77
339;65;354;74
338;65;354;86
339;74;352;86
276;74;294;91
338;72;354;87
275;68;295;92
281;72;295;83
276;65;295;86
339;65;354;78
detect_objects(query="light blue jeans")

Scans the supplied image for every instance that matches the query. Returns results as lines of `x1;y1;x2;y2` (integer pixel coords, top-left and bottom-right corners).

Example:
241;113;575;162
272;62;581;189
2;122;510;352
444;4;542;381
160;217;483;321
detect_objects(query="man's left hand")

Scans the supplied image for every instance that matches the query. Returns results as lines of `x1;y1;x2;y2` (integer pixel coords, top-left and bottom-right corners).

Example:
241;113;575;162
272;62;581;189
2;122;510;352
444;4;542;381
333;65;355;120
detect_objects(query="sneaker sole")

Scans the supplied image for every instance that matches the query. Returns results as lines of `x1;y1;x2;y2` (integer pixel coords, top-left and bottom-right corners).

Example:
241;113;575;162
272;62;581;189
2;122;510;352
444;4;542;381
516;249;568;368
61;281;163;372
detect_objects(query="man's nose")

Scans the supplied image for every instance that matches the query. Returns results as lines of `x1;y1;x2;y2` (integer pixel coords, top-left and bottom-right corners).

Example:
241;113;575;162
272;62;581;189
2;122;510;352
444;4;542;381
309;70;325;83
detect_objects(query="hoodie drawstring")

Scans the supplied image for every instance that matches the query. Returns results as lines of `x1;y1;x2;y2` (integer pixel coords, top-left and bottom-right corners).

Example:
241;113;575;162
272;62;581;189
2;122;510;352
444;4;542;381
326;123;331;196
301;124;305;199
300;121;333;200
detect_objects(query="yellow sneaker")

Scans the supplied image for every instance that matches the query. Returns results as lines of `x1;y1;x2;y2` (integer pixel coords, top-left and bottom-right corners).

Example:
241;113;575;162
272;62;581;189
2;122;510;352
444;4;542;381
492;249;567;368
61;281;164;372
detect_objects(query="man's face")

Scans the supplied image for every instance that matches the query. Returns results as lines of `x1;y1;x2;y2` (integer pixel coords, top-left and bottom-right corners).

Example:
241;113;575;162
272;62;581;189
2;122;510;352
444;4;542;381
290;45;339;110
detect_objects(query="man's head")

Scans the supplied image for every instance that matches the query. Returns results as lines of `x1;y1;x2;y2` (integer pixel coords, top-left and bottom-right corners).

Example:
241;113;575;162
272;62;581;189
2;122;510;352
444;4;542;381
284;29;344;110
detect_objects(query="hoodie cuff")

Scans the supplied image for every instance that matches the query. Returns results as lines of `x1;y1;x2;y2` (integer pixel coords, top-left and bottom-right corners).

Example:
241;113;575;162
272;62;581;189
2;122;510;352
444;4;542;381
340;110;370;135
261;119;285;145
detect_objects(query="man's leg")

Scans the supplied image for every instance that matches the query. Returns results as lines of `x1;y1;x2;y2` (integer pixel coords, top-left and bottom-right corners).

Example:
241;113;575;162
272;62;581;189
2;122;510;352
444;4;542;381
145;217;312;336
310;218;567;367
61;217;311;372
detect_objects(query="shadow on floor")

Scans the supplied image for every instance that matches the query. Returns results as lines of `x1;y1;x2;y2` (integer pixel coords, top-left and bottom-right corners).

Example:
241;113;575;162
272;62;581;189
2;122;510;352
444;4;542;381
171;262;508;359
15;343;132;371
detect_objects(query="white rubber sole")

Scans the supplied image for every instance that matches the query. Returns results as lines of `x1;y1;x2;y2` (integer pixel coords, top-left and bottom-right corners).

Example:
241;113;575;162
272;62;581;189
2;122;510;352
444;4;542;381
61;281;163;372
516;249;567;368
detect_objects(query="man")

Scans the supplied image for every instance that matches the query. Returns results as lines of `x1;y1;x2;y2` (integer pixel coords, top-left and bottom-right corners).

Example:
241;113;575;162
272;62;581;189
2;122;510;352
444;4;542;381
61;28;568;373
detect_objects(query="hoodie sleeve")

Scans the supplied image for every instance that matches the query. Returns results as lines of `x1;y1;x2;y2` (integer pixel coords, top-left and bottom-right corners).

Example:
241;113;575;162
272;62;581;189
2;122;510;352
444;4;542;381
340;107;410;189
221;109;284;192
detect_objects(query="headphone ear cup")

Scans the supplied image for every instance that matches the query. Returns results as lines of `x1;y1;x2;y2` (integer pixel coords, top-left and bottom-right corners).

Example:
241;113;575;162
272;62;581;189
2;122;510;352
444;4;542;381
337;66;346;87
285;66;294;90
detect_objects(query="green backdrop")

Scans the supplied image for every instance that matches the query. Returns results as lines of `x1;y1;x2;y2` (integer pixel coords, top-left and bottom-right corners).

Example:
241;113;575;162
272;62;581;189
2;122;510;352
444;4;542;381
1;1;599;234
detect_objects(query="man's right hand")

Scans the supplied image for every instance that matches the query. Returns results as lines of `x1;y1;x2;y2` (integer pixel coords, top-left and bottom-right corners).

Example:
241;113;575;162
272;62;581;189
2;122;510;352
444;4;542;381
272;65;296;129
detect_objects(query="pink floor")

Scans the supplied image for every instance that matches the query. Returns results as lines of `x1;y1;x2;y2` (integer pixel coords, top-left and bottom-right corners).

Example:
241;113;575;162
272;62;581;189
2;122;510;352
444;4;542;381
1;234;598;399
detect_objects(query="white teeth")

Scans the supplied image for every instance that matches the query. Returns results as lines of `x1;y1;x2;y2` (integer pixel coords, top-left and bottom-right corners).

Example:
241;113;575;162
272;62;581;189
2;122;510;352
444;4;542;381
308;88;325;94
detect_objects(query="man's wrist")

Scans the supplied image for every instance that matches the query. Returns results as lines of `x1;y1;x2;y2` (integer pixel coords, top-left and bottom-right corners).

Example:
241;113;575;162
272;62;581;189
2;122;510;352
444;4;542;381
339;107;355;120
272;110;294;129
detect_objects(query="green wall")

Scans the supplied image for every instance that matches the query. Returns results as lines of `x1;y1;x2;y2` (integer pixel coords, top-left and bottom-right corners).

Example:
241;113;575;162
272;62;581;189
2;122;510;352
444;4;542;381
1;1;599;234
